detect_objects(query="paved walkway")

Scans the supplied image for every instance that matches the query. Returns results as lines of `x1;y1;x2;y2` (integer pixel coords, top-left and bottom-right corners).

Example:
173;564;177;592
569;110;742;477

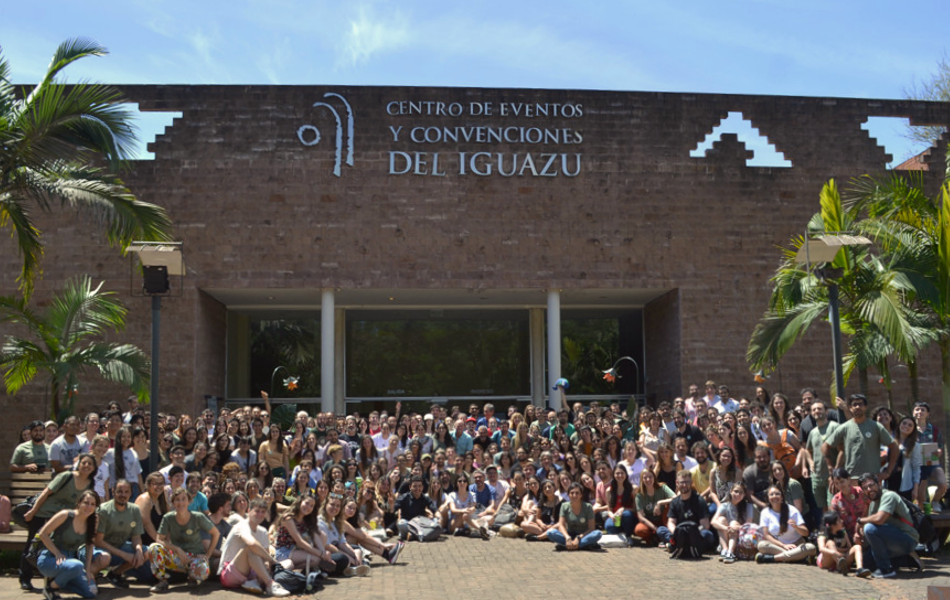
2;537;947;600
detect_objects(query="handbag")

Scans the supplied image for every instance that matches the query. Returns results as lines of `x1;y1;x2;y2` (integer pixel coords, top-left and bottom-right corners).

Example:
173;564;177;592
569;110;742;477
12;494;39;528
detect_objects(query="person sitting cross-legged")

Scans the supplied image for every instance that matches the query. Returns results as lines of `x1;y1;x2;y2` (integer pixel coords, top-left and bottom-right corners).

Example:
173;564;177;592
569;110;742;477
547;482;602;551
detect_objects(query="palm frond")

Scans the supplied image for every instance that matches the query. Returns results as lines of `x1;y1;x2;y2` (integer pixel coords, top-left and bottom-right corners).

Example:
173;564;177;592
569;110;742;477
0;192;43;298
746;301;829;372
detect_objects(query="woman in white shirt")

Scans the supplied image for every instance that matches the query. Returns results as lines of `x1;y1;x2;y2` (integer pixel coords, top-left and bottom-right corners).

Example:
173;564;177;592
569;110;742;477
755;485;816;563
618;441;651;488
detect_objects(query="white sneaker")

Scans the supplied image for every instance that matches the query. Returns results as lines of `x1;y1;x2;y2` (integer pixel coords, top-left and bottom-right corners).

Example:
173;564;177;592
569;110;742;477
241;579;264;594
267;581;291;598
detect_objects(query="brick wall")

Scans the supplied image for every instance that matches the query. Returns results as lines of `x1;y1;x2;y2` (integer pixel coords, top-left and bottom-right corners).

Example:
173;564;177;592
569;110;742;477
2;85;949;463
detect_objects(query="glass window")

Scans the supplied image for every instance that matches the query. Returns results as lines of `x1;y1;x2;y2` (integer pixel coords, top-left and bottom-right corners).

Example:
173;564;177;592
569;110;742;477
346;310;530;397
227;311;320;398
559;310;642;395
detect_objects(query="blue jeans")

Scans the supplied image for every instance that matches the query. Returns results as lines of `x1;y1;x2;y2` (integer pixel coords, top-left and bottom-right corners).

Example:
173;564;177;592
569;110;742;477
547;529;602;549
87;541;154;582
36;549;97;599
604;510;636;537
863;522;917;573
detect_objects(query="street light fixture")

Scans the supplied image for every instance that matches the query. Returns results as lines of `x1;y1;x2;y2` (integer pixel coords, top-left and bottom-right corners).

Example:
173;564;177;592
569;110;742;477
794;233;871;398
128;242;185;474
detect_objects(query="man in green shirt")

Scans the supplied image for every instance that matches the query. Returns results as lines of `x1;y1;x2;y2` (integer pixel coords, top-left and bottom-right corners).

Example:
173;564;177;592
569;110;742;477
10;420;49;473
856;473;920;579
823;394;897;482
803;401;838;511
94;479;152;586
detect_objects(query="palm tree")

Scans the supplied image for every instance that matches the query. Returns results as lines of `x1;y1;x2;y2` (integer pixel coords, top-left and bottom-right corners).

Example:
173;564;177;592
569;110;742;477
0;275;150;420
747;179;931;403
844;164;950;444
0;38;171;298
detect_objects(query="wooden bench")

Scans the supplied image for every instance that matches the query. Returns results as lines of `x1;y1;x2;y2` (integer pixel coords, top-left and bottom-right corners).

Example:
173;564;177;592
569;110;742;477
932;512;950;546
0;471;52;551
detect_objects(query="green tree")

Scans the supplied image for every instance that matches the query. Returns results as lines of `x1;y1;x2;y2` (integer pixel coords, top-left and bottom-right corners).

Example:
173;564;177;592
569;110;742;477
844;163;950;444
747;180;931;403
0;275;150;420
0;38;171;298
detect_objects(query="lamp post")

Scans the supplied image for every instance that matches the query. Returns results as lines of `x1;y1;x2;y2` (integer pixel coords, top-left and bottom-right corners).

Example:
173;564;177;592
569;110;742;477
601;356;641;394
129;242;184;474
794;233;871;398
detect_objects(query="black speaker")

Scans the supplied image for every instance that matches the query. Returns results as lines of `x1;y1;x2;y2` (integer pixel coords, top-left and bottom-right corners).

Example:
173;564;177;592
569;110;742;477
143;265;170;294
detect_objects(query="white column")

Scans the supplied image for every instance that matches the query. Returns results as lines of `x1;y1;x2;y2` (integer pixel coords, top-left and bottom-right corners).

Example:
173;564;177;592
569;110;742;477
321;289;335;414
546;290;561;410
529;308;546;408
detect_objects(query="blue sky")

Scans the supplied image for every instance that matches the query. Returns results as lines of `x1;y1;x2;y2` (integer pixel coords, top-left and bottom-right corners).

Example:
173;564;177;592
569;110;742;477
3;0;948;163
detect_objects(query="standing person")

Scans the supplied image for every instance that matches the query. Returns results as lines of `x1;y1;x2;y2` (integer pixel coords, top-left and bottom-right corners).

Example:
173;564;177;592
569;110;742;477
93;479;152;587
856;473;921;579
757;416;800;478
104;426;143;499
657;470;715;558
887;417;922;502
49;416;82;473
823;394;898;484
131;427;151;480
259;425;290;480
913;401;947;510
754;485;816;564
35;490;110;599
802;401;838;515
547;482;601;551
77;414;101;453
147;487;219;592
218;498;290;596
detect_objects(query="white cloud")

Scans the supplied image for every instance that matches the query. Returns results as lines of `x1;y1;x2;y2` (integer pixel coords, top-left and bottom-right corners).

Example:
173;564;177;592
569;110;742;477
338;5;410;67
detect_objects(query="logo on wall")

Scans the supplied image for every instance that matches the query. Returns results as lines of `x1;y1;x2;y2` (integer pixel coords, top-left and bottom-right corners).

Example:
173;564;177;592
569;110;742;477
297;93;354;177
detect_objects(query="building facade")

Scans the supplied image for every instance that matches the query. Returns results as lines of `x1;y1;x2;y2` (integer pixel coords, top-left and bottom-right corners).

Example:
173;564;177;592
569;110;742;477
3;85;950;439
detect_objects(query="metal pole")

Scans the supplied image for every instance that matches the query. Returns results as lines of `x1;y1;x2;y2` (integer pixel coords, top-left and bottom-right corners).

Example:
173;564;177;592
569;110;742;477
148;295;160;474
828;282;845;399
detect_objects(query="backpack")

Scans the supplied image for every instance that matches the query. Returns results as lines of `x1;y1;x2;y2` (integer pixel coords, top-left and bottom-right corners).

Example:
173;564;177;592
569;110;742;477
407;516;442;542
899;496;938;554
271;564;321;594
669;521;704;559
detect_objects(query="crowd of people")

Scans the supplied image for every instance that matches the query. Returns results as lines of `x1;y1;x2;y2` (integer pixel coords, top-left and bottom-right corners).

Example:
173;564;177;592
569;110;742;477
8;381;946;597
